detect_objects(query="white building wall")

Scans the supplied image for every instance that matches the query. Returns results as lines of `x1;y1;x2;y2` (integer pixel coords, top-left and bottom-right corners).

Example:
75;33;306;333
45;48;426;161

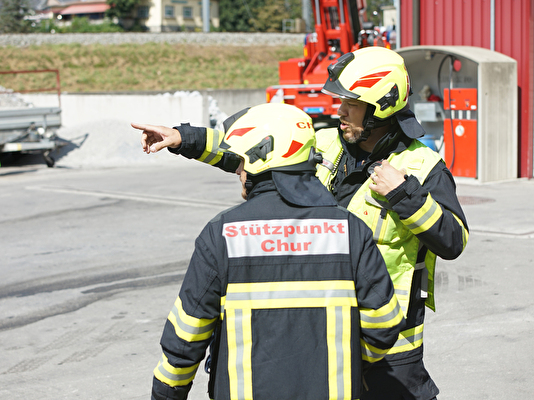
20;89;265;129
138;0;219;32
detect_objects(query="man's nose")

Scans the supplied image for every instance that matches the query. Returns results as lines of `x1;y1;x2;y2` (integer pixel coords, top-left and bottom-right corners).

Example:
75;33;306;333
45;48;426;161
337;103;347;116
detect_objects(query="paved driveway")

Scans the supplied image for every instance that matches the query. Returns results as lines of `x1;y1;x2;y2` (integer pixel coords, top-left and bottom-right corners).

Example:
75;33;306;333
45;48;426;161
1;161;533;399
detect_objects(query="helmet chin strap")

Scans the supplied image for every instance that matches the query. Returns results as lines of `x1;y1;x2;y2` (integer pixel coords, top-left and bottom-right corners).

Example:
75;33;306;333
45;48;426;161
355;105;396;144
244;179;254;195
354;105;376;144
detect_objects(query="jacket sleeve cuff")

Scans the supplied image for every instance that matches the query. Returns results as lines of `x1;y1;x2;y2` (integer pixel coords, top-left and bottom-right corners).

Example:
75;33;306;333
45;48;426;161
167;123;207;160
385;174;421;206
152;376;193;400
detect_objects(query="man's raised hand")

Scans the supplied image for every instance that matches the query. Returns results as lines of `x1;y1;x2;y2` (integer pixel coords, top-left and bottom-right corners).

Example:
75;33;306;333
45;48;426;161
132;122;182;154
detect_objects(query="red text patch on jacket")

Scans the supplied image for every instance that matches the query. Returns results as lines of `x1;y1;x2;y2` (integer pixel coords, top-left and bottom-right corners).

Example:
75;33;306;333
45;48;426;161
223;218;349;257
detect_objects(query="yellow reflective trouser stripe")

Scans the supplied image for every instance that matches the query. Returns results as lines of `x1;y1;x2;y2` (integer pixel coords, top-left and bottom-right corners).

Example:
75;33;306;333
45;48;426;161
387;324;424;355
154;353;199;386
359;295;404;329
401;194;443;235
225;281;356;400
198;128;224;165
168;297;218;342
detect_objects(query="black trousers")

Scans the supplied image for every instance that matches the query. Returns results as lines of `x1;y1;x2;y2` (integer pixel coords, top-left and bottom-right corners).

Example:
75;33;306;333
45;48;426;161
361;358;439;400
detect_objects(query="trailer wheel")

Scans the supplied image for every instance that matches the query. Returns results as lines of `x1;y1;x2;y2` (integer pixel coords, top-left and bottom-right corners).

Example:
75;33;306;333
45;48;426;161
43;152;55;168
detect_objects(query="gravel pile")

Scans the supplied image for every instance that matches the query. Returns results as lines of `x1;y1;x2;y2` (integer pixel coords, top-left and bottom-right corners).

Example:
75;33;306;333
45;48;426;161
52;92;228;168
0;32;306;48
52;118;178;168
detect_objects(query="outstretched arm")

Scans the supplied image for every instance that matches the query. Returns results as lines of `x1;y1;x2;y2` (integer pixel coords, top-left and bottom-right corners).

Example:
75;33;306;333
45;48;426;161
133;122;241;173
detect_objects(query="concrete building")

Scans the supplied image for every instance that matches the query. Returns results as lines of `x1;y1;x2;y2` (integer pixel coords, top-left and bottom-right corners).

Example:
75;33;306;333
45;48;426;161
37;0;219;32
135;0;219;32
29;0;110;26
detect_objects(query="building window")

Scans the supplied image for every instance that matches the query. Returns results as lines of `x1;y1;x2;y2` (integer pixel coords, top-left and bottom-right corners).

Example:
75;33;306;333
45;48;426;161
183;6;193;18
137;6;149;19
164;5;175;18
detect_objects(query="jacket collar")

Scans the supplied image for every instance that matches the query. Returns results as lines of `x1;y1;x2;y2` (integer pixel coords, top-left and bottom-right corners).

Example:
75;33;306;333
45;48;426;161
247;172;337;207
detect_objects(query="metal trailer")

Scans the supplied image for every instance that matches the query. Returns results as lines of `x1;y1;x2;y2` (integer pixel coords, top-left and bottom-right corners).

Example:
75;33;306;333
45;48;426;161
0;69;63;167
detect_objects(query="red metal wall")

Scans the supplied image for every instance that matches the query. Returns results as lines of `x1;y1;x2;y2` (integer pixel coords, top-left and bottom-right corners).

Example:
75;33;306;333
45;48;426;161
401;0;534;178
419;0;492;48
400;0;414;48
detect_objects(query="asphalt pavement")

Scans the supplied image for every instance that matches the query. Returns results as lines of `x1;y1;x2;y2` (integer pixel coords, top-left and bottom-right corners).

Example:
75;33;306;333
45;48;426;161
1;157;533;399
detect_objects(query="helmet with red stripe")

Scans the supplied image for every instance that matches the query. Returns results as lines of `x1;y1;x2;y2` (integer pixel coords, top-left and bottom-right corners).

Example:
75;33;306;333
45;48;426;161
220;103;318;176
322;47;411;121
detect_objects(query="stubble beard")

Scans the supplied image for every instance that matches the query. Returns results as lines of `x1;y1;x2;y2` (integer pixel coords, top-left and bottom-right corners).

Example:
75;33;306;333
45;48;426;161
342;125;364;144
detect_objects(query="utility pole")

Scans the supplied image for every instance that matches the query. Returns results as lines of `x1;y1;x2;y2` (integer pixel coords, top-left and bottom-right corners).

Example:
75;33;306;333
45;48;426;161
302;0;313;32
202;0;210;32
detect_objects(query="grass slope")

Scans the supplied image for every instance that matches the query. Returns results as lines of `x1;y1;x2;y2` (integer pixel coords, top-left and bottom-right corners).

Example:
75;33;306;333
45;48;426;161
0;43;302;93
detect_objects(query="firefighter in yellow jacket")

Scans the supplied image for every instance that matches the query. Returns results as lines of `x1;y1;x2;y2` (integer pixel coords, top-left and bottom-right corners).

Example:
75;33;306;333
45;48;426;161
134;47;469;400
149;103;405;400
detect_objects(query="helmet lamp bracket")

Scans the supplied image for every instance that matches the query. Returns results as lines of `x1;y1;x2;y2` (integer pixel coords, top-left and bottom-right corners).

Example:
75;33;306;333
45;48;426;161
245;135;274;164
377;84;399;111
327;52;355;83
